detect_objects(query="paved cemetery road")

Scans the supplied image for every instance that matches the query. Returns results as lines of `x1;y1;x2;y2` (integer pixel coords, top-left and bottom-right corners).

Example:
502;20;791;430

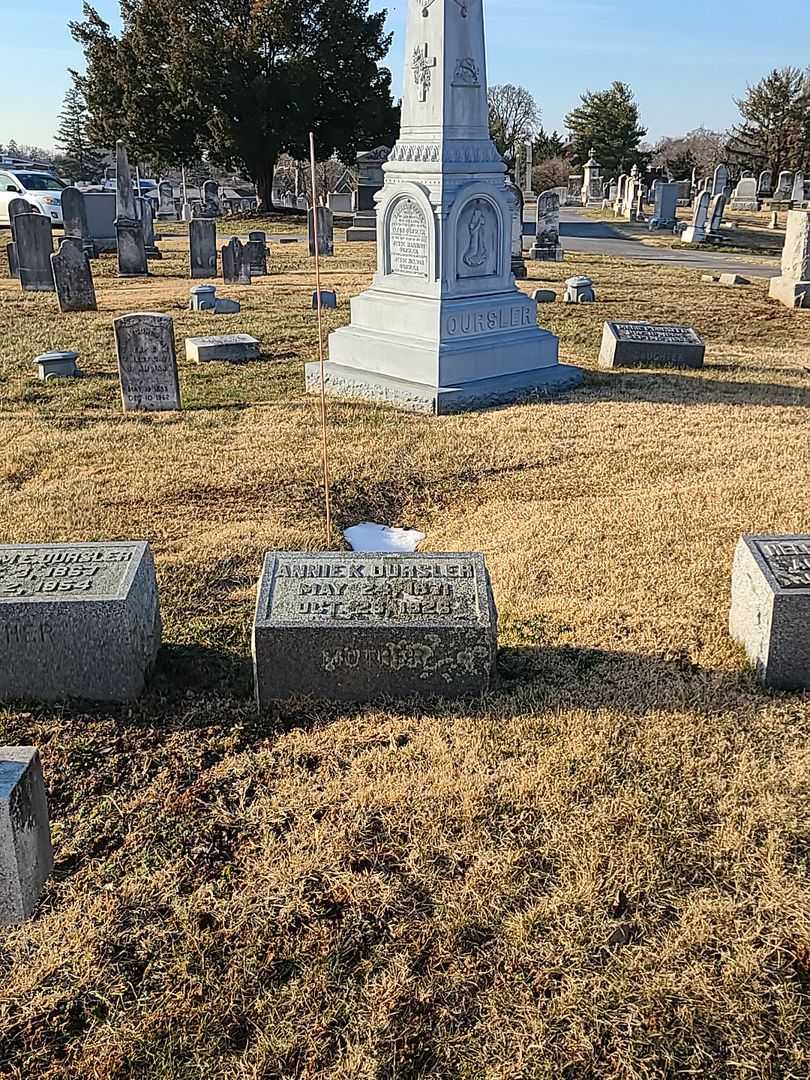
524;206;781;280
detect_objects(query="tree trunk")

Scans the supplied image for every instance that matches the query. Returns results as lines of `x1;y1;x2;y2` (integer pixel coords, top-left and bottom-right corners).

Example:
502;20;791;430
253;161;276;212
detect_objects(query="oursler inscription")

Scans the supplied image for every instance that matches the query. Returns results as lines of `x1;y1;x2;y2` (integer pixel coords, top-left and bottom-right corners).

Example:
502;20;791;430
0;542;162;703
389;198;429;277
252;552;497;704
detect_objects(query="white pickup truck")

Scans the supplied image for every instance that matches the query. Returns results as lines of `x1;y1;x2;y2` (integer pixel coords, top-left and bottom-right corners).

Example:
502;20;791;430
0;168;67;225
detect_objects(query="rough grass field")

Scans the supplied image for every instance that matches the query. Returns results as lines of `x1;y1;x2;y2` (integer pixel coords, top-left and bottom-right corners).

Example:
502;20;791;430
1;221;810;1079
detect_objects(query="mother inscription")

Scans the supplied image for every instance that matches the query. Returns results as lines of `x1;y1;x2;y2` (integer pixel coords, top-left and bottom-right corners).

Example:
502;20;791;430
252;552;497;705
0;542;162;703
114;313;182;411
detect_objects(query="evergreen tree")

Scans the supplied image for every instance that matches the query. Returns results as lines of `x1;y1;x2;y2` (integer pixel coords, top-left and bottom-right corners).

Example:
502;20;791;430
533;128;566;160
71;0;399;210
55;84;105;180
729;67;810;176
565;82;648;176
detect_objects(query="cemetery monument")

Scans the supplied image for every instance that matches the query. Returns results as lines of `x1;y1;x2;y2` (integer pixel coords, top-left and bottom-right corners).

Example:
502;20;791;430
308;0;581;413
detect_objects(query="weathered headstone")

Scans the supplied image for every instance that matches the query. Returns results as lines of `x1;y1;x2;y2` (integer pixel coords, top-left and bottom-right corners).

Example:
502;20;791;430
0;542;161;702
791;171;805;206
139;198;161;259
712;164;729;197
0;747;53;926
16;214;55;292
758;169;773;197
202;180;221;217
6;243;19;279
347;146;390;242
729;177;759;211
598;321;705;369
247;231;268;275
114;313;182;411
252;552;497;705
61;187;96;258
581;149;603;208
83;193;117;253
730;535;810;689
506;181;527;278
681;191;711;244
774;171;793;201
308;206;334;256
648;182;679;230
623;165;641;221
530;190;563;261
707;193;727;237
51;240;97;313
189;218;217;278
157;180;177;220
185;334;260;362
115;140;148;277
614;174;628;215
769;209;810;309
326;193;353;213
221;236;244;284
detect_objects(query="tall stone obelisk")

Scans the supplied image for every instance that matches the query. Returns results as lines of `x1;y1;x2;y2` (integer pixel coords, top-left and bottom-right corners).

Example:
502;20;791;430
115;141;148;277
306;0;581;414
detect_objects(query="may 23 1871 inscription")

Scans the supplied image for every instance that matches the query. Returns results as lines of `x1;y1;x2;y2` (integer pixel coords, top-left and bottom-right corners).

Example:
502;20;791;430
252;552;497;705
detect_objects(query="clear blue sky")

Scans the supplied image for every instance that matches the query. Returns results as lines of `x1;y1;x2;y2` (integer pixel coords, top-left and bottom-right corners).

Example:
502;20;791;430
2;0;808;151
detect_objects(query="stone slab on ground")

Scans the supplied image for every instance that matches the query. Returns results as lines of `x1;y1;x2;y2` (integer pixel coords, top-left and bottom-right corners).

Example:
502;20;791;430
186;334;260;363
730;535;810;690
0;747;53;926
253;551;498;705
598;321;705;370
0;541;162;703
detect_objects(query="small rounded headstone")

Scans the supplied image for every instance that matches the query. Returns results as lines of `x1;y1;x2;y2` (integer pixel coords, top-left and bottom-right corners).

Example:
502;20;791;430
532;289;557;304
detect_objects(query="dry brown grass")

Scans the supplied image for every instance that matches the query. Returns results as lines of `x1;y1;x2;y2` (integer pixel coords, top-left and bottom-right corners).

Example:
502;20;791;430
1;221;810;1079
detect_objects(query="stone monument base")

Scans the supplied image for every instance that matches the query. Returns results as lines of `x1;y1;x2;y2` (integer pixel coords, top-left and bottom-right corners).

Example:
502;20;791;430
306;359;582;415
529;243;564;261
769;275;810;309
681;226;705;244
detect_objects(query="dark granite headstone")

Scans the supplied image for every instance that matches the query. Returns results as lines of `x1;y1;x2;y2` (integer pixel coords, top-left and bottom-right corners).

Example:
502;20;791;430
115;140;148;276
202;180;221;217
139;198;160;259
6;242;18;279
157;180;177;220
247;231;268;275
598;321;705;369
61;187;96;258
308;206;334;256
189;218;217;279
15;214;55;292
252;551;497;705
51;240;97;313
221;236;243;284
114;312;182;411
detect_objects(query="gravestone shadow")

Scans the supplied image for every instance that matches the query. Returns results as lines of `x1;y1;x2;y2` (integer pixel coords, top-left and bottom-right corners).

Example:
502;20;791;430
582;369;810;409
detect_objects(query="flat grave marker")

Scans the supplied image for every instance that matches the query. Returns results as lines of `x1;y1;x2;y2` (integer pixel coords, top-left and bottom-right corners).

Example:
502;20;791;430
252;551;497;705
186;334;260;363
0;747;53;926
730;536;810;689
0;542;162;703
599;321;705;369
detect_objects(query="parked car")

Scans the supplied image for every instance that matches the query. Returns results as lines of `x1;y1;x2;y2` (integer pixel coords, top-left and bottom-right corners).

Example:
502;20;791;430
0;168;67;225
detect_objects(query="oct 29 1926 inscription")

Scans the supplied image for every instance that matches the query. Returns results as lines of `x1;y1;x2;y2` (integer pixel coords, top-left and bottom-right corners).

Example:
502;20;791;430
252;552;497;706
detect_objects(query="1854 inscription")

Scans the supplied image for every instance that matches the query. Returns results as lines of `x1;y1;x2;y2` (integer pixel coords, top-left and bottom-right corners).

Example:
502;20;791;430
757;539;810;590
0;545;135;599
389;198;429;277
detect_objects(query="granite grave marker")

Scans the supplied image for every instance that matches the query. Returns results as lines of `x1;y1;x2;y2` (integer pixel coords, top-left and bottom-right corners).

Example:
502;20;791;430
114;313;182;411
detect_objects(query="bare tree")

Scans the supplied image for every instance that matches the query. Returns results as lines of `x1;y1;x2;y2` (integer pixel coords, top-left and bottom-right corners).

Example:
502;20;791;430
651;127;727;179
488;84;541;173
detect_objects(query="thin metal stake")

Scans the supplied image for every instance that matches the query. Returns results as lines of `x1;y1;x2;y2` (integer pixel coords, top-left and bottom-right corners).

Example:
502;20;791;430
309;131;332;544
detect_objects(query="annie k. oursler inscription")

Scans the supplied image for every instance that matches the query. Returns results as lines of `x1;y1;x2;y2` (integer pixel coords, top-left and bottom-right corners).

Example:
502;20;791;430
308;0;581;413
0;542;162;703
730;536;810;690
252;552;497;705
